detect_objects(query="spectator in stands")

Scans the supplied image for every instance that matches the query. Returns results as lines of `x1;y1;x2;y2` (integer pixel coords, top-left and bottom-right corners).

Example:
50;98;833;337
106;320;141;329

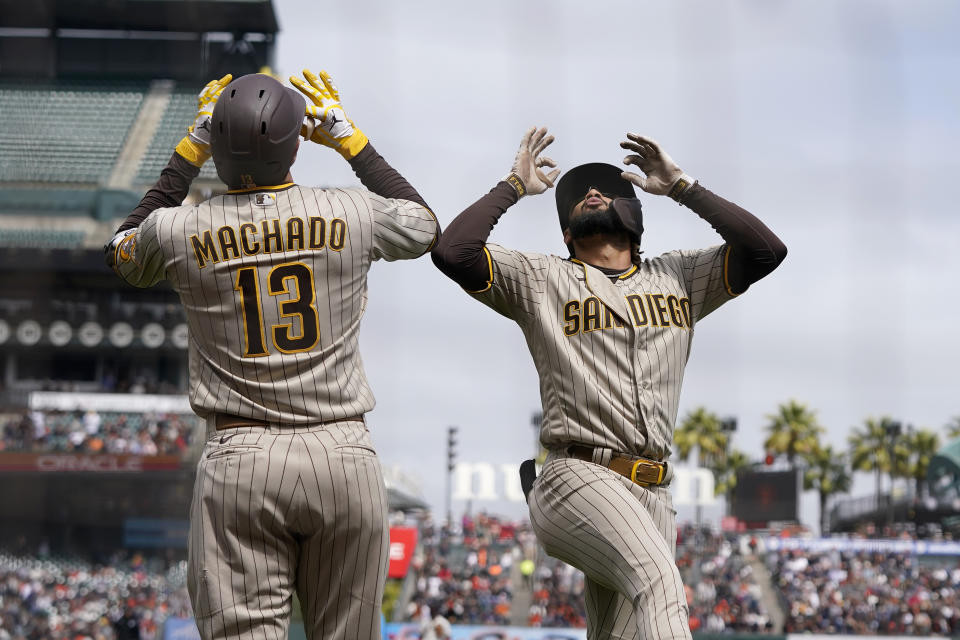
420;614;452;640
115;605;141;639
0;409;198;457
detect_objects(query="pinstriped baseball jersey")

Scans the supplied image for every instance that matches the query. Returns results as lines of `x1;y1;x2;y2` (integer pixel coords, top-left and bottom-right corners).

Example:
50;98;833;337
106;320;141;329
470;243;734;460
110;184;438;423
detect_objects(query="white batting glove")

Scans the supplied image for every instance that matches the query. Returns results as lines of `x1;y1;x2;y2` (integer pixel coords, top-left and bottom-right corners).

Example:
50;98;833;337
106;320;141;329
289;69;368;159
503;126;560;198
620;133;694;201
175;74;233;167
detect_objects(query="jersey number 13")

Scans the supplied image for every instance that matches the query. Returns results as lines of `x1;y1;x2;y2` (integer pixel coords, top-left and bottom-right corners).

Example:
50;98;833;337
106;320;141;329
234;262;319;356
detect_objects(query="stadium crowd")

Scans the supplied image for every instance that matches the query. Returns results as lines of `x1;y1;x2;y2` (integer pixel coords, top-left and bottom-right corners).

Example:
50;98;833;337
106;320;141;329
404;515;773;632
405;513;533;626
527;560;587;628
0;410;197;456
0;549;190;640
676;524;772;634
771;547;960;635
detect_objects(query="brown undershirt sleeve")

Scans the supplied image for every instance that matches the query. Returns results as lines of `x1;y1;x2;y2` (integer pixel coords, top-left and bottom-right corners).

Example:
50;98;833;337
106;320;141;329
431;182;519;291
680;183;787;293
348;143;431;211
116;152;200;233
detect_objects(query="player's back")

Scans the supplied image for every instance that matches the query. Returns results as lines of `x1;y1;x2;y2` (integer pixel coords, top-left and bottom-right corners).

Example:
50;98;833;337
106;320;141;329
146;184;432;423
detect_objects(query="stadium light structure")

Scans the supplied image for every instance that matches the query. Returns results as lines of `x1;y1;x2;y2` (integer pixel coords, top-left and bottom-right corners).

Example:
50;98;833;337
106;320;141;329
446;426;458;527
530;411;543;458
885;420;903;528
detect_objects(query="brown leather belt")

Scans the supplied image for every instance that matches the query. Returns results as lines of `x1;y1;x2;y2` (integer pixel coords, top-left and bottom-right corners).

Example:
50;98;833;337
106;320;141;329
568;445;667;486
213;413;364;430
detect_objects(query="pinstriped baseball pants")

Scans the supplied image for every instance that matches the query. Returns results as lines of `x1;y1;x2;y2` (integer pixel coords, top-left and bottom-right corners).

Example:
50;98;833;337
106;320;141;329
529;453;691;640
187;421;389;640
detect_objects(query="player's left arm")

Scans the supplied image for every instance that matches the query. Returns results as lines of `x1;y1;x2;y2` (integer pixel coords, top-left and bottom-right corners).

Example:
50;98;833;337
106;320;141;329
289;69;439;257
620;133;787;294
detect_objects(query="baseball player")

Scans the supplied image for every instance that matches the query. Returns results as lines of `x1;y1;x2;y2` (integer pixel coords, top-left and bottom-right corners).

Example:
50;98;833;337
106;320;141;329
105;70;439;640
431;127;786;640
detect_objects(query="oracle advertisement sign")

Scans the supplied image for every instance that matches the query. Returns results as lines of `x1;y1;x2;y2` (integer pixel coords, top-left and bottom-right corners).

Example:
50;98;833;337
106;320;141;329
388;527;418;578
0;453;182;473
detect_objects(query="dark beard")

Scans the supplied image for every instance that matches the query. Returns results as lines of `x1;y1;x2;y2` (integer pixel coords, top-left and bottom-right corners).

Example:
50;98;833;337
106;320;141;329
568;205;627;240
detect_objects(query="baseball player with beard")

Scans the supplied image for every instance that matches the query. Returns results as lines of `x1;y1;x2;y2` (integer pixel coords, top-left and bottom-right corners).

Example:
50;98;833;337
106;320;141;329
432;127;786;640
105;70;438;639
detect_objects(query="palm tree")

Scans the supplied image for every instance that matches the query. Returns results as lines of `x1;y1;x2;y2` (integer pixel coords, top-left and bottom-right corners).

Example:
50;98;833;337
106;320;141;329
907;428;941;499
714;448;751;512
848;416;902;506
803;445;852;534
763;400;824;468
674;407;728;467
946;417;960;441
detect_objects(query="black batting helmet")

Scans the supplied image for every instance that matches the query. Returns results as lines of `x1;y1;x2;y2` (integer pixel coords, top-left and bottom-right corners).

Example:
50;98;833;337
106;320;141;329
555;163;644;243
210;74;306;190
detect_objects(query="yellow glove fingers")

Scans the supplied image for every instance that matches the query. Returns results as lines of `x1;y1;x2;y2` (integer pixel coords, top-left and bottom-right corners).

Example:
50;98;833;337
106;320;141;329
288;76;309;98
197;74;233;113
289;76;324;107
318;70;340;101
301;69;328;97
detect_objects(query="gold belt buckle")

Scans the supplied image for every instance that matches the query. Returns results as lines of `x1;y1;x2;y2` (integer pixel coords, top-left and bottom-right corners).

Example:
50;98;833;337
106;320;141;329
629;459;665;486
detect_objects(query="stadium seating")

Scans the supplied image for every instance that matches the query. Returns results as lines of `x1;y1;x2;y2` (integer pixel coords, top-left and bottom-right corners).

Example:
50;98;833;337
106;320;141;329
136;89;220;183
0;81;146;184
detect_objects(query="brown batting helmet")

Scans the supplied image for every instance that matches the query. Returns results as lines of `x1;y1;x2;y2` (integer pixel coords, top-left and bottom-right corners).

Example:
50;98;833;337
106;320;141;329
210;74;306;190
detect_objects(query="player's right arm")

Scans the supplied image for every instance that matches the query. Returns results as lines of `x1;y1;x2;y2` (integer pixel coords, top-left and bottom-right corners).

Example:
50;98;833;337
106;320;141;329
431;127;560;316
290;69;439;259
105;75;233;286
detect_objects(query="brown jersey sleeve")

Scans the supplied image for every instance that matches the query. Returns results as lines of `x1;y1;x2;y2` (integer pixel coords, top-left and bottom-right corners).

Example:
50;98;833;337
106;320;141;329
116;151;200;233
431;181;519;291
680;183;787;293
348;143;431;211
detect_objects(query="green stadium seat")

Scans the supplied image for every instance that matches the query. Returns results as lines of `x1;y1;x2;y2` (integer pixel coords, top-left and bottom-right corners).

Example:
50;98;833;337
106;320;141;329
0;80;146;184
136;89;220;183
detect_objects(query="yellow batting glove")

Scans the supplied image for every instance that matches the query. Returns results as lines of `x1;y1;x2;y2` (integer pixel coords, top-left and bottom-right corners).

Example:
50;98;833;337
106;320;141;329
289;69;368;159
176;73;233;167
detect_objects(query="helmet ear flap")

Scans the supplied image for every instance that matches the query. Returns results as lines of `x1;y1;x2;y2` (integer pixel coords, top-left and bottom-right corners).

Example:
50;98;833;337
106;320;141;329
611;198;644;243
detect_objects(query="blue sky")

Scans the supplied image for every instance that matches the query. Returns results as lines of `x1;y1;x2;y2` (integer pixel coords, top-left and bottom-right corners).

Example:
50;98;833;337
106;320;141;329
271;0;960;527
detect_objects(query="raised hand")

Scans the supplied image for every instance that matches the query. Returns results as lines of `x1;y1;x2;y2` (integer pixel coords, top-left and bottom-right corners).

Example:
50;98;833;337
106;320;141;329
505;126;560;197
187;74;233;152
289;69;368;159
620;133;692;199
177;74;232;166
